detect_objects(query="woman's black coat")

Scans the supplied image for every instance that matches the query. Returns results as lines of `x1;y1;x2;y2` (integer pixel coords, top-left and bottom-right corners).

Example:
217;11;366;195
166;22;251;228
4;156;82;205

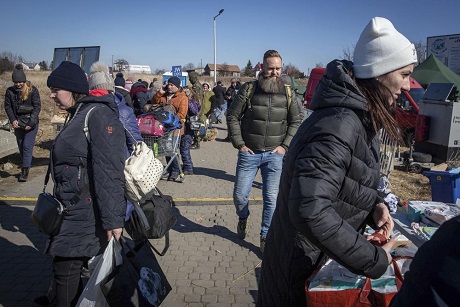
46;95;126;258
257;60;389;306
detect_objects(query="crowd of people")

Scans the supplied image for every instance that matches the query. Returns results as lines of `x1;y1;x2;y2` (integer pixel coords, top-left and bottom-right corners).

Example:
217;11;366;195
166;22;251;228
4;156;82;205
3;15;457;307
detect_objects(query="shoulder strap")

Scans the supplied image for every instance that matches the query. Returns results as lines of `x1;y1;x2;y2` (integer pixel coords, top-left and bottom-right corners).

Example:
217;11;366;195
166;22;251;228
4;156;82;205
83;106;98;142
245;81;257;110
284;83;292;109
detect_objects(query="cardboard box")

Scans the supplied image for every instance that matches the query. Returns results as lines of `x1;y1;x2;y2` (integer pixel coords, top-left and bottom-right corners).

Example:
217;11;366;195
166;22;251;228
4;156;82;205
407;201;446;222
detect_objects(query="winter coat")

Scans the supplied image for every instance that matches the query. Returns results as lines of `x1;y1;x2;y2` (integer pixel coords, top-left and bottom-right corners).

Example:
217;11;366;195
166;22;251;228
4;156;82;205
4;84;41;128
46;95;126;258
199;90;215;122
257;60;389;306
114;91;142;155
225;83;241;104
213;84;226;106
226;77;302;151
115;86;134;109
152;88;188;135
130;82;149;115
390;215;460;307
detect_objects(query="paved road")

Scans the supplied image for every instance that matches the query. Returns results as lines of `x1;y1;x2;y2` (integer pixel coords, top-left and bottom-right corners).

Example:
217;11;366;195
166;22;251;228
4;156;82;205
0;121;266;306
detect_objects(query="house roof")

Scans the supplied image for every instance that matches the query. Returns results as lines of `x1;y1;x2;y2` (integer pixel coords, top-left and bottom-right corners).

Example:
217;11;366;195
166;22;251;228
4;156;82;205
23;62;38;69
206;64;240;72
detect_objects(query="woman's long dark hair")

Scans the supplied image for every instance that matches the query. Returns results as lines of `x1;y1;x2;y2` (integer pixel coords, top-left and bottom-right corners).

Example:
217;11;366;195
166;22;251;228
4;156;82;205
355;78;403;145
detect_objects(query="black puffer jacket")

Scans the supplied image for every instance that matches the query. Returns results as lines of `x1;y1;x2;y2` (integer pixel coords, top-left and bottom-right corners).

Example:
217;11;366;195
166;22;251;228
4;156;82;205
257;60;388;306
4;84;41;128
227;77;302;151
46;95;126;258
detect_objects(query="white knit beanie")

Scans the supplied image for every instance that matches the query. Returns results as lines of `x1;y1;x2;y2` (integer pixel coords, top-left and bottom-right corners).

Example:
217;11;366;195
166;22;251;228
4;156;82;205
88;61;115;91
353;17;417;79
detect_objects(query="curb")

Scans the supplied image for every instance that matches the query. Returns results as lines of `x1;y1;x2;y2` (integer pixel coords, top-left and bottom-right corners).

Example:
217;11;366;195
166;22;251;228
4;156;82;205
0;197;264;206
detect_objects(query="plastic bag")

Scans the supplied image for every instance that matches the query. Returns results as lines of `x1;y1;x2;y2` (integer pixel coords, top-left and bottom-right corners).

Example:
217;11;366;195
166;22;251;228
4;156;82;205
77;237;122;307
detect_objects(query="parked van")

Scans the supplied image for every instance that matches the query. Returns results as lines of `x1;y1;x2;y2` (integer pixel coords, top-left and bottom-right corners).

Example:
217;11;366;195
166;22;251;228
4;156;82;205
396;77;425;145
303;67;326;109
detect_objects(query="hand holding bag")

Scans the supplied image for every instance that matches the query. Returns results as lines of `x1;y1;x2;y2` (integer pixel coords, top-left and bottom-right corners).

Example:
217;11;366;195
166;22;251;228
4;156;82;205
101;237;171;306
76;237;121;307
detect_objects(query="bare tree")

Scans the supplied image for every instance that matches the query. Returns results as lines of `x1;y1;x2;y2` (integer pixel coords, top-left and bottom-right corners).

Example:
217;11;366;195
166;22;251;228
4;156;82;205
341;44;355;61
114;59;129;71
284;63;301;78
413;40;427;65
155;68;166;75
0;51;22;65
183;63;195;70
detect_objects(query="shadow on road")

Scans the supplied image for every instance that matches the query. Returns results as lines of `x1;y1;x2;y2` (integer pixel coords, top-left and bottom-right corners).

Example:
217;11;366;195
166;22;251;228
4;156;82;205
0;201;52;306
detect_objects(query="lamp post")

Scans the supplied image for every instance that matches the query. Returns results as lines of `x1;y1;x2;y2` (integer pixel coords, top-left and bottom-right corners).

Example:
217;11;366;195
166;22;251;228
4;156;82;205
213;9;224;85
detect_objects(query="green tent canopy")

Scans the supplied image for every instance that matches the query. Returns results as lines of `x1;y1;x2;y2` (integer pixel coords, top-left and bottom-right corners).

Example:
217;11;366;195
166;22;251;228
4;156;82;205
412;55;460;93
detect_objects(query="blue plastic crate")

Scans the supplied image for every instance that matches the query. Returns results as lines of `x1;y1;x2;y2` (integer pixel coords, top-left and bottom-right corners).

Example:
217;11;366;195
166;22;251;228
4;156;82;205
423;167;460;203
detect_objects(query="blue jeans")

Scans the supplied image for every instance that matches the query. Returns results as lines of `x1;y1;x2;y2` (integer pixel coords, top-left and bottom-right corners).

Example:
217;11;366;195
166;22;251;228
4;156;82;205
214;104;227;123
165;129;194;175
14;124;39;168
180;129;194;172
233;150;284;238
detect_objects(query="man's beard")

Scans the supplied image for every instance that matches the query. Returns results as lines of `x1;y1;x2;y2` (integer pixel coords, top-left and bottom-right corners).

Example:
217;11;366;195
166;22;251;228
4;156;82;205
258;75;285;94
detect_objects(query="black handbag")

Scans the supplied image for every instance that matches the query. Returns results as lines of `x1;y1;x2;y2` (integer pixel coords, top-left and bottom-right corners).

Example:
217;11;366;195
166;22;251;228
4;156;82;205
31;157;89;236
32;191;66;236
125;187;177;256
101;237;171;306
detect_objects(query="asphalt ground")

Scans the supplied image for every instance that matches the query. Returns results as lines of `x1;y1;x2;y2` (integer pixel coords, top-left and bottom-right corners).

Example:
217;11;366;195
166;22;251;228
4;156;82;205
0;120;266;306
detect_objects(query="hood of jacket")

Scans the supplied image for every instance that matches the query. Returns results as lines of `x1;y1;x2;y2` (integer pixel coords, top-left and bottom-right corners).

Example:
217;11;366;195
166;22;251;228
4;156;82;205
309;60;369;113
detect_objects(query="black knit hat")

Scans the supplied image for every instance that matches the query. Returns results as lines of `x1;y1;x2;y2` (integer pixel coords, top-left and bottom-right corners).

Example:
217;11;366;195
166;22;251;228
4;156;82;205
114;72;125;87
12;64;26;82
47;61;89;94
168;76;181;88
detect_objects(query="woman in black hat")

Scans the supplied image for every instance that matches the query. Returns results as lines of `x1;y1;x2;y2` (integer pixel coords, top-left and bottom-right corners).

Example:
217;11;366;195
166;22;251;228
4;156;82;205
4;64;41;181
43;61;126;306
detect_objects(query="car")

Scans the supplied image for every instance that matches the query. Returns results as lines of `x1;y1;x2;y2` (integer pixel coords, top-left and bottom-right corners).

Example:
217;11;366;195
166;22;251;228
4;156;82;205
396;77;425;146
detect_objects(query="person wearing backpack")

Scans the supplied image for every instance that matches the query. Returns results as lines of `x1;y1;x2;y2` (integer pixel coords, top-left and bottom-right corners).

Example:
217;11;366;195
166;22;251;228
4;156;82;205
226;50;302;253
44;61;126;306
88;62;143;221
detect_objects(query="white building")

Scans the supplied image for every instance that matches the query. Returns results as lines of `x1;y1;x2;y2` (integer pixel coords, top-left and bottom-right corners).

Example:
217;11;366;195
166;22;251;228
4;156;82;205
127;65;151;74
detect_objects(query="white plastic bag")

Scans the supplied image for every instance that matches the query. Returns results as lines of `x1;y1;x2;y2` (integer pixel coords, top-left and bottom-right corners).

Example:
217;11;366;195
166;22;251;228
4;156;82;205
77;237;122;307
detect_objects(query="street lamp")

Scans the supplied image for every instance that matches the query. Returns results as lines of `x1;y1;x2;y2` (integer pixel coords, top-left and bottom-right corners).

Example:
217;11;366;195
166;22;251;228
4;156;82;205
213;8;224;85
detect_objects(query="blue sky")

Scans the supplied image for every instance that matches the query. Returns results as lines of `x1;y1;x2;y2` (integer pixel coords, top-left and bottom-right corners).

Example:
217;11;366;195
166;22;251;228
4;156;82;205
1;0;458;74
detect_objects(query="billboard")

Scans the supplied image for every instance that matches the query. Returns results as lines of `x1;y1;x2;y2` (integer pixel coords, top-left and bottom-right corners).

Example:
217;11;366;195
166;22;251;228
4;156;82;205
427;34;460;75
52;46;100;73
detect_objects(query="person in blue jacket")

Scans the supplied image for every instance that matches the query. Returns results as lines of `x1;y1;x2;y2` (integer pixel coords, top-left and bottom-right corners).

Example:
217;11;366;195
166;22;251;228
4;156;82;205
45;61;126;306
87;61;143;221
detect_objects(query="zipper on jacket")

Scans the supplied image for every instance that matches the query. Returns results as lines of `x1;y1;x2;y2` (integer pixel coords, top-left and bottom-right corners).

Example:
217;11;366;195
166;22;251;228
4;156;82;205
263;95;272;150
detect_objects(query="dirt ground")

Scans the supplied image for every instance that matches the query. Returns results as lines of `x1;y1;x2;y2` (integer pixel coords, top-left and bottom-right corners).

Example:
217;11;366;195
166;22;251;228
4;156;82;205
0;71;432;203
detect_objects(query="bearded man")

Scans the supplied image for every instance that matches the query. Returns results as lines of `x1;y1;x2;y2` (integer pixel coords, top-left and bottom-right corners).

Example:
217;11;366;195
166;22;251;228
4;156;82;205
226;50;302;252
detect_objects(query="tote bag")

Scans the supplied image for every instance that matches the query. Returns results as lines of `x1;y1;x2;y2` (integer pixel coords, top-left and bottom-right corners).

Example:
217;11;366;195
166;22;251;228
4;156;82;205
124;141;163;204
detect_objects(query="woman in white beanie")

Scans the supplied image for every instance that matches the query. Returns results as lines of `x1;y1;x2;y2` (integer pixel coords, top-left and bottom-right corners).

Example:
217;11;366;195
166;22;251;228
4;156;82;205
258;17;417;306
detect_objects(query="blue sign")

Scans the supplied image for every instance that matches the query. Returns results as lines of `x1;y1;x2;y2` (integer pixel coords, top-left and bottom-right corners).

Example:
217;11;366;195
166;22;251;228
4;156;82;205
172;66;182;77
